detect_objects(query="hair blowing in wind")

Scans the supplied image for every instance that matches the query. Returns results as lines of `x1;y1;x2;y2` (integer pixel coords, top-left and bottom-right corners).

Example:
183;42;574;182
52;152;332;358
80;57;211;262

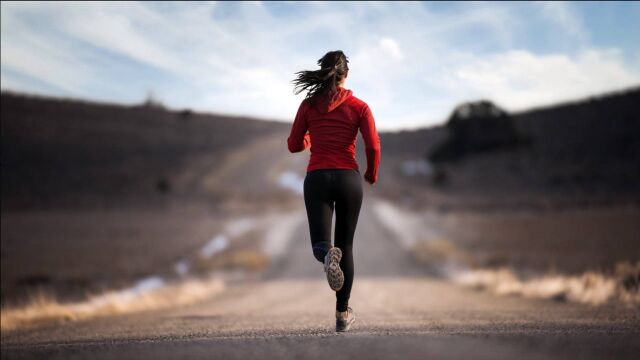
292;50;349;100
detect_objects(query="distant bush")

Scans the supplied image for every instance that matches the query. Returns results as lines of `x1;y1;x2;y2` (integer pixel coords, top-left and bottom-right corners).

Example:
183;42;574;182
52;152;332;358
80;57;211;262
428;100;530;163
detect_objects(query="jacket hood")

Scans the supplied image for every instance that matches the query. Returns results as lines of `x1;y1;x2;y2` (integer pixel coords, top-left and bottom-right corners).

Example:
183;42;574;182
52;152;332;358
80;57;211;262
314;87;353;113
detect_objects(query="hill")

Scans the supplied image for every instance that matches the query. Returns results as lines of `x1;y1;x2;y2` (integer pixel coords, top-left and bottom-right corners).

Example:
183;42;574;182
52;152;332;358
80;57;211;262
377;87;640;210
1;92;292;210
2;87;639;211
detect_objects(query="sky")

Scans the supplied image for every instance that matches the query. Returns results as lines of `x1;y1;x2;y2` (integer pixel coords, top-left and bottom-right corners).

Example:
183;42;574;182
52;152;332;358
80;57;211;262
1;1;639;131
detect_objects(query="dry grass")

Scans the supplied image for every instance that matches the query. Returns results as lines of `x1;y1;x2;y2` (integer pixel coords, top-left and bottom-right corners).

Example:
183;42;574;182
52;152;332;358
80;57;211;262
451;261;640;306
1;277;224;332
410;235;640;307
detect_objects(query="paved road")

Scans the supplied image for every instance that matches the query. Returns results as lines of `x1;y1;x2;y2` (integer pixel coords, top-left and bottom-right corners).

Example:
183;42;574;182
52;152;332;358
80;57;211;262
2;195;639;359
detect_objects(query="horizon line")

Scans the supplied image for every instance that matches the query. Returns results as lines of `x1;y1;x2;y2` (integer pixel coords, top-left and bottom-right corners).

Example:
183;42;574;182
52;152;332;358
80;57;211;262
2;85;638;133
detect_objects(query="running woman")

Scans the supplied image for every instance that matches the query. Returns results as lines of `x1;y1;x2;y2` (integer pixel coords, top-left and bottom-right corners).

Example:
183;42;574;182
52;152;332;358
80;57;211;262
287;50;381;332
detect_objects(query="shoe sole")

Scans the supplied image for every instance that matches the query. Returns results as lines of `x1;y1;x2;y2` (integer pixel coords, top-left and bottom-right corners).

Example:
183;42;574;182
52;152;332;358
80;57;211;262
325;247;344;291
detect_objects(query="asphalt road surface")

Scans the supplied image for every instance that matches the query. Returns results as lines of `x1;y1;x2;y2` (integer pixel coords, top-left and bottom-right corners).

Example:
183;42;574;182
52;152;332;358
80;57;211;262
2;195;639;359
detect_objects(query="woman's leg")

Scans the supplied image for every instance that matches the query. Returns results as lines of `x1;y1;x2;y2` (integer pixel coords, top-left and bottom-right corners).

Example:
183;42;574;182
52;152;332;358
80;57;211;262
333;169;363;312
303;170;334;263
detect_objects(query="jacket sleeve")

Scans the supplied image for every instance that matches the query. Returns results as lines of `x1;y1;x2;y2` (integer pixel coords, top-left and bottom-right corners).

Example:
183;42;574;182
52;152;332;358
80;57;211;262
359;104;381;182
287;100;311;153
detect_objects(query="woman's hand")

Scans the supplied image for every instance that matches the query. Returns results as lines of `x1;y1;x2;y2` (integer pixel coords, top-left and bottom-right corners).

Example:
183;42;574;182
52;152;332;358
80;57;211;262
364;169;376;185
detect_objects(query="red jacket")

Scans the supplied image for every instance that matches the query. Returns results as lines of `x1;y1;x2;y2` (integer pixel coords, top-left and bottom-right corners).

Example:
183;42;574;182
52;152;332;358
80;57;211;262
287;87;381;184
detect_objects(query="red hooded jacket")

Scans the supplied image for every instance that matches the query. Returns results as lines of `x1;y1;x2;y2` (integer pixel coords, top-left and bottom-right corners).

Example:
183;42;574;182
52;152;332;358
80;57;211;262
287;87;381;184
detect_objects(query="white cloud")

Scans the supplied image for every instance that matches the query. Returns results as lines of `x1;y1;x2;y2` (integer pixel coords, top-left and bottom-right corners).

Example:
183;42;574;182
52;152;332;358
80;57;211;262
0;6;97;94
1;2;638;131
379;38;403;60
452;48;640;111
537;1;587;43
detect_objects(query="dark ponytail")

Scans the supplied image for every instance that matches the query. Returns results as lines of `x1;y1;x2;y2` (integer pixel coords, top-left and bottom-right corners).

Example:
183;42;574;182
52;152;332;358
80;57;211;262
292;50;349;101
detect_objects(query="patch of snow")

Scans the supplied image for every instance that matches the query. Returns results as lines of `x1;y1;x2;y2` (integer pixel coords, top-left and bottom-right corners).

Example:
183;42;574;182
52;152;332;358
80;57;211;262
174;260;190;276
278;170;305;194
200;235;229;258
401;159;433;176
131;276;165;293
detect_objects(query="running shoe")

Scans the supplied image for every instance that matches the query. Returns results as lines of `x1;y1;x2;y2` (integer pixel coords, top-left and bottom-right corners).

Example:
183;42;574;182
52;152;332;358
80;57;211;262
324;246;344;291
336;307;356;332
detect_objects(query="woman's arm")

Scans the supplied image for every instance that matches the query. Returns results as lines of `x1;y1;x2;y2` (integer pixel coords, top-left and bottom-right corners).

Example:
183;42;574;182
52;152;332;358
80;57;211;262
287;100;311;153
359;104;381;184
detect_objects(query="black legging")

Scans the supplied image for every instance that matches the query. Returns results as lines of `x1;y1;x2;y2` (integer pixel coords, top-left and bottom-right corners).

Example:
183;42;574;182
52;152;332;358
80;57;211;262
303;168;363;312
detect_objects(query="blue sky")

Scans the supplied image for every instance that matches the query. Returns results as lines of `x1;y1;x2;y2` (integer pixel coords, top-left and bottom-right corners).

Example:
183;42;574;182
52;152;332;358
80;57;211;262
1;1;639;130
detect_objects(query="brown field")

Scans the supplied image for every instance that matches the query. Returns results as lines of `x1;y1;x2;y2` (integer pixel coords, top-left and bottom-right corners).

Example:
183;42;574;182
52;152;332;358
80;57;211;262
423;204;640;274
1;203;227;305
1;89;639;318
